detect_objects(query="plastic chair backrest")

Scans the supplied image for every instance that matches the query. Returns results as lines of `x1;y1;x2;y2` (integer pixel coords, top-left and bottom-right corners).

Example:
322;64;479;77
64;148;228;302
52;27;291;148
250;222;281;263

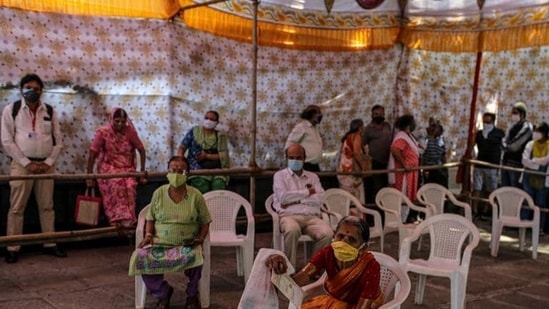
376;187;408;226
402;214;480;266
323;188;353;229
417;183;447;215
373;251;411;309
489;186;535;219
324;188;384;249
417;183;472;220
203;190;255;239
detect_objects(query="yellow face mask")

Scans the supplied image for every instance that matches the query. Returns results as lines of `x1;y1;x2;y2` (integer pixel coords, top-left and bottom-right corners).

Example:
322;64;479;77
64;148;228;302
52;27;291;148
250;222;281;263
331;241;364;262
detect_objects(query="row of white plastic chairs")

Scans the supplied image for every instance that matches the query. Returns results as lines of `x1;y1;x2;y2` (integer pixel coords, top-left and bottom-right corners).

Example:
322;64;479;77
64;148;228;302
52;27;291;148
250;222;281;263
380;183;541;260
134;184;541;308
267;184;541;308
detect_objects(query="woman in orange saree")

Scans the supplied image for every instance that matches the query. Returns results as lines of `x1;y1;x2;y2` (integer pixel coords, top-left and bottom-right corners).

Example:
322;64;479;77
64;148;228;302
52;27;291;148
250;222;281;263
266;216;384;309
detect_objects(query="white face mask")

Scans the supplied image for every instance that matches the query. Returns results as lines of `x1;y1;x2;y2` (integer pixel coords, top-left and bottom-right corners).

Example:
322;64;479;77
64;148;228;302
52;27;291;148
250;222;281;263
511;114;521;123
483;123;494;132
533;132;543;141
203;119;218;130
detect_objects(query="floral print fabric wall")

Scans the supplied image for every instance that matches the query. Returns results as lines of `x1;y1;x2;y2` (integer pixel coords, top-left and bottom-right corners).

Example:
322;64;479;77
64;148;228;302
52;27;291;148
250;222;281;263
0;7;548;175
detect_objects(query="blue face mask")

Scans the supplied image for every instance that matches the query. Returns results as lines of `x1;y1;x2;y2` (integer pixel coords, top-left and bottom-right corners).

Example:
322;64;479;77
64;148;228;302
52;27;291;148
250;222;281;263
288;159;304;172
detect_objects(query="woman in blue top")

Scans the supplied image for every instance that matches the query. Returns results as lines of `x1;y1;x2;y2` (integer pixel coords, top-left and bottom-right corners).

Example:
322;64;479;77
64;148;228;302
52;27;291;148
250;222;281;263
177;110;230;193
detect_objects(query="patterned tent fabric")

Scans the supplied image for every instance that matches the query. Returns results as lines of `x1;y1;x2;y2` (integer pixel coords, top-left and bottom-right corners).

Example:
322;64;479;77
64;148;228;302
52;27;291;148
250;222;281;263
0;8;400;174
0;1;548;175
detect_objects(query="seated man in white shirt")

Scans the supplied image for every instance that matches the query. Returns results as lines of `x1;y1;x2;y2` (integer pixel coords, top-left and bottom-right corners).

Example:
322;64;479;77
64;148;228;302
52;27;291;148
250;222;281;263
273;143;333;267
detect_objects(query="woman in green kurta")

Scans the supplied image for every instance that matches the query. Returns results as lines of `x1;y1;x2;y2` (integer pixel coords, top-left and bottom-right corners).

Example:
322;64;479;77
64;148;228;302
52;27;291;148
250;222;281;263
177;110;230;193
129;156;211;309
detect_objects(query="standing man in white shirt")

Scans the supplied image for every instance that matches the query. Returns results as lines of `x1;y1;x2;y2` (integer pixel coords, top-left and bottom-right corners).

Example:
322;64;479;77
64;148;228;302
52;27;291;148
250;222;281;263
1;73;66;263
273;143;333;267
285;105;323;171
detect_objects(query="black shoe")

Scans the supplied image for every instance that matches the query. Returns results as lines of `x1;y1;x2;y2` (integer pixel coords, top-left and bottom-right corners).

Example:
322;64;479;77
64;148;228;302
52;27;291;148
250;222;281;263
156;286;174;309
43;246;67;258
185;294;200;309
5;251;18;264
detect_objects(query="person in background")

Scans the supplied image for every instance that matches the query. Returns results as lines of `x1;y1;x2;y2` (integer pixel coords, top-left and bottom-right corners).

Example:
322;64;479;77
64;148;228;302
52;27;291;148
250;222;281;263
362;105;392;205
86;107;147;228
337;119;367;204
471;112;505;221
502;102;532;188
1;73;66;263
388;114;423;222
521;122;549;236
177;110;230;193
264;216;383;308
273;143;333;268
129;156;211;309
422;118;448;188
285;105;323;171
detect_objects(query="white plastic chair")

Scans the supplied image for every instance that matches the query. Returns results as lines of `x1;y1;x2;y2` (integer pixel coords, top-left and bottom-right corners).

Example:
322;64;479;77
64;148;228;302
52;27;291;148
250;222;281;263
488;187;540;259
203;190;255;283
265;194;313;265
375;187;432;250
399;214;480;309
134;205;211;308
417;183;472;221
323;188;384;252
285;251;411;309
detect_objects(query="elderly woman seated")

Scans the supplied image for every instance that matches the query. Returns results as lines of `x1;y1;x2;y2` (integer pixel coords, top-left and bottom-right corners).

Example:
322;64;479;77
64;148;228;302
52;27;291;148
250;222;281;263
129;156;211;309
239;216;383;309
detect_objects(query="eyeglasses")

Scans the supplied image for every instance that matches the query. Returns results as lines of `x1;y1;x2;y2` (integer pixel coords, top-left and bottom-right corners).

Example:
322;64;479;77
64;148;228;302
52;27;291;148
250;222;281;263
168;169;188;175
204;116;218;121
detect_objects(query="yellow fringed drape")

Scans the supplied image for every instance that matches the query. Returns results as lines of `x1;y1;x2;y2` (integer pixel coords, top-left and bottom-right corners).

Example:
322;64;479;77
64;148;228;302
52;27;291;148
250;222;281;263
0;0;180;19
400;22;549;52
181;4;399;51
1;0;548;52
479;23;549;51
399;29;480;53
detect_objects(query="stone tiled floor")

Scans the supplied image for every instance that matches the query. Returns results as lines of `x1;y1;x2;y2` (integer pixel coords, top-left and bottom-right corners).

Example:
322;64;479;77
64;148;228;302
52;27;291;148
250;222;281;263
1;219;549;308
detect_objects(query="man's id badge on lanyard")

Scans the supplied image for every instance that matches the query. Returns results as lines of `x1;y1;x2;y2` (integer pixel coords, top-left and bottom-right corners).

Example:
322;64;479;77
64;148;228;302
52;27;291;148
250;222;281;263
28;132;39;140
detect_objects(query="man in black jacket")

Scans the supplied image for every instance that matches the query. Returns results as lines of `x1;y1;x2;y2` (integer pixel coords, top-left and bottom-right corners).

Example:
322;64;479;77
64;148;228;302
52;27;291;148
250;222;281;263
502;102;533;188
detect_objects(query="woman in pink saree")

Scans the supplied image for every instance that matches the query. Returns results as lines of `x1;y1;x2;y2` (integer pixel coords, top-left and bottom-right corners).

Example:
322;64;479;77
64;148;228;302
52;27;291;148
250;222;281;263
86;108;147;227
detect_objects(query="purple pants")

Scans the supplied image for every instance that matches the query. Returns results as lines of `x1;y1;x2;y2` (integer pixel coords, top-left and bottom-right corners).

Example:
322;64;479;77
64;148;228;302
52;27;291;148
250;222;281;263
141;266;202;299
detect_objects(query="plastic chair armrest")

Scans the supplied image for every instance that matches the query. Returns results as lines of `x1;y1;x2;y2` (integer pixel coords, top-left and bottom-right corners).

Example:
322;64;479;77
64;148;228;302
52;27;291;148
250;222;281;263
321;206;343;221
356;204;383;230
407;200;432;217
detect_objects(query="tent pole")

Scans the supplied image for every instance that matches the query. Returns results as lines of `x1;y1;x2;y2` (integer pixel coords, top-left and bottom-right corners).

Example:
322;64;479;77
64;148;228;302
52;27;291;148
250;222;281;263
459;50;483;195
249;0;259;209
459;1;486;195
